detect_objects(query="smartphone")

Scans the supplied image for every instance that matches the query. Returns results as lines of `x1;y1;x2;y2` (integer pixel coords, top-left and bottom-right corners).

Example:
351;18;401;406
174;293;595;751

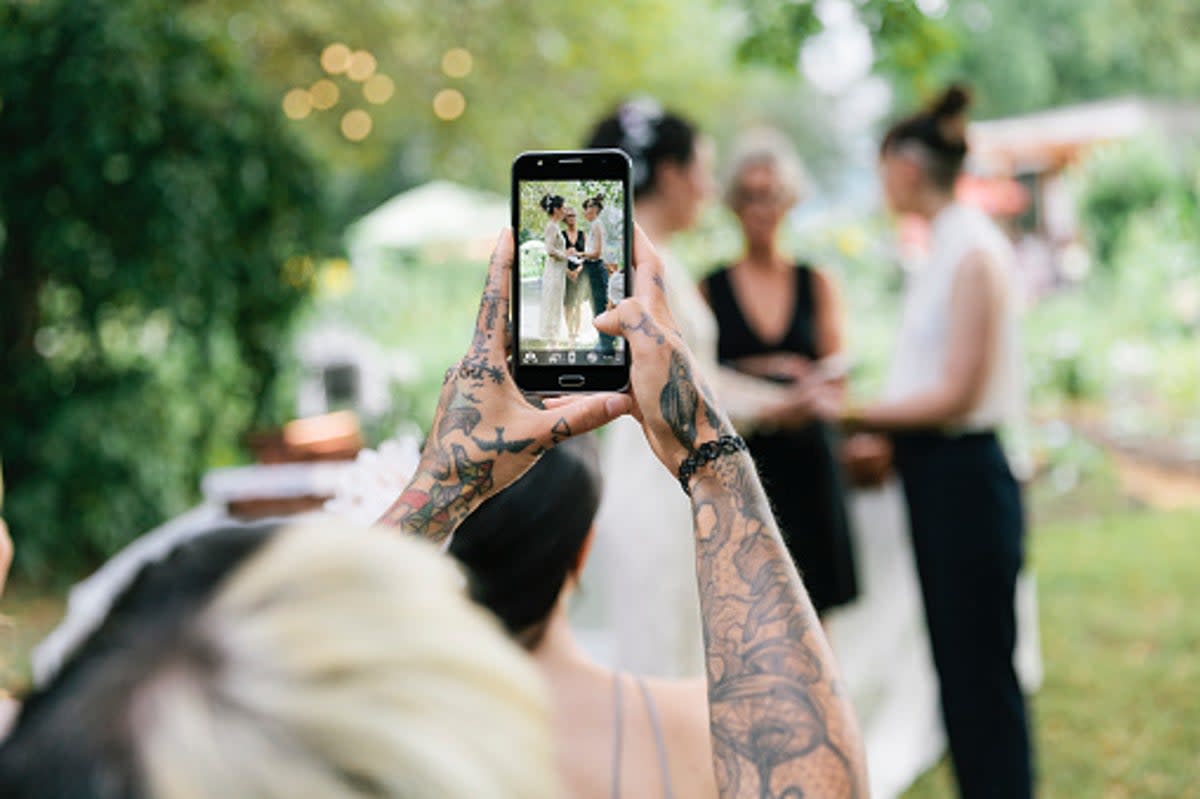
511;149;632;393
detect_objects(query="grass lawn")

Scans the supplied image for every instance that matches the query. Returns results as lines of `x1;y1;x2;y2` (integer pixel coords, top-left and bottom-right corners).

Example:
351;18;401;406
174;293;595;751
904;507;1200;799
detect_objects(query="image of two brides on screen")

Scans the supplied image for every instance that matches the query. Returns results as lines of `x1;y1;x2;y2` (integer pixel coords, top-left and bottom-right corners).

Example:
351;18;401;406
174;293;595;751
526;192;623;356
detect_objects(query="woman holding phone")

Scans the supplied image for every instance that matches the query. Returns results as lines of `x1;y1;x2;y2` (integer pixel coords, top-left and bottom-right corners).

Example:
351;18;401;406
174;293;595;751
383;226;868;798
700;129;858;619
540;193;570;345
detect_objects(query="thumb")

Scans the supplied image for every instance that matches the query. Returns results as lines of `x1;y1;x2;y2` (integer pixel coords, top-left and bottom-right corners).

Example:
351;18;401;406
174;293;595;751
539;393;632;442
593;309;620;336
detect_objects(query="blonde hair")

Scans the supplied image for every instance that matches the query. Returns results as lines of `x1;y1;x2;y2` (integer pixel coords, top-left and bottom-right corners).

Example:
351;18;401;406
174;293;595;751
135;522;557;799
723;127;811;208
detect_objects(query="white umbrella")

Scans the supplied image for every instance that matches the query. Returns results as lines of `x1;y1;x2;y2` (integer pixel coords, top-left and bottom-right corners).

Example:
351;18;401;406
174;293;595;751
347;180;508;269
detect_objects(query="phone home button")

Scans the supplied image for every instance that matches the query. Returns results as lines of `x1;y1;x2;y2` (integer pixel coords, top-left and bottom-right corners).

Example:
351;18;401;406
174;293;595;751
558;374;586;389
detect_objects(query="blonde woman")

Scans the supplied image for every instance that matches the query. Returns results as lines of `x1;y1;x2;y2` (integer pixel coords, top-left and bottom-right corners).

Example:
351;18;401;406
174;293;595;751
0;522;558;798
540;193;571;345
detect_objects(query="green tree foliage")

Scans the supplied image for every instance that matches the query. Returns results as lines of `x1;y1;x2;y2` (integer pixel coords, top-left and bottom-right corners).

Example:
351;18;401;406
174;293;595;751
734;0;959;95
0;0;330;577
733;0;1200;119
198;0;851;224
939;0;1200;118
1073;138;1183;268
516;180;624;245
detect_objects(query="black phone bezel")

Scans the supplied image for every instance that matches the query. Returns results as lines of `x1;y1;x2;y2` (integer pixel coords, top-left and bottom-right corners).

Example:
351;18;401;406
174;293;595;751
511;149;633;394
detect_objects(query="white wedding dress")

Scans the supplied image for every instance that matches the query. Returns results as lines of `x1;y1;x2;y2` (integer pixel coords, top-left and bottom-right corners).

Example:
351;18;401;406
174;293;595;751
539;221;567;343
576;247;716;678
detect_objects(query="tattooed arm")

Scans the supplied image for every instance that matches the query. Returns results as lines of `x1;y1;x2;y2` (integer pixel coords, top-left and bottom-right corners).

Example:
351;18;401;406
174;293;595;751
690;452;867;798
375;230;631;545
587;227;868;798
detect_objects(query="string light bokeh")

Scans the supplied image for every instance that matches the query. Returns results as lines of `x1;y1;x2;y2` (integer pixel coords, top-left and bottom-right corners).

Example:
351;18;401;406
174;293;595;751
283;41;467;141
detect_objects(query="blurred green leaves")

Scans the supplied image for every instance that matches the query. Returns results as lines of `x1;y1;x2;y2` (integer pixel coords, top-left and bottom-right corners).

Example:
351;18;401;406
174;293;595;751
734;0;958;96
0;0;330;577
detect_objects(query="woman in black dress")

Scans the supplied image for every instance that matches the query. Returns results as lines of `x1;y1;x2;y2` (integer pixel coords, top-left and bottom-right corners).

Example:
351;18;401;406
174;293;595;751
700;129;858;616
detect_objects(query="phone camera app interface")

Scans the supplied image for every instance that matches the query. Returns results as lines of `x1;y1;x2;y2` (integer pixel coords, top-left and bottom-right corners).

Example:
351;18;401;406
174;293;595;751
518;179;626;366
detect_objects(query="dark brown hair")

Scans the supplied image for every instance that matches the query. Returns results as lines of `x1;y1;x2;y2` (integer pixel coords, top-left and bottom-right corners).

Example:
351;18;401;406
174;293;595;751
881;84;972;189
586;99;698;198
449;436;602;649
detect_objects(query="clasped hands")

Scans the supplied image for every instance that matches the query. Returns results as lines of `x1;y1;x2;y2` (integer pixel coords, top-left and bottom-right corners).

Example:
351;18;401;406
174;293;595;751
747;354;845;430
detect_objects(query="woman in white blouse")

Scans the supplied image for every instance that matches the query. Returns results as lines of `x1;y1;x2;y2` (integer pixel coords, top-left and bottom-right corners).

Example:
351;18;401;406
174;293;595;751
810;85;1034;799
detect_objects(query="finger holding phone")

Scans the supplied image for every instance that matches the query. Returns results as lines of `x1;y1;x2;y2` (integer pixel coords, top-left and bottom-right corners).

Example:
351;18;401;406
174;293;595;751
585;226;734;473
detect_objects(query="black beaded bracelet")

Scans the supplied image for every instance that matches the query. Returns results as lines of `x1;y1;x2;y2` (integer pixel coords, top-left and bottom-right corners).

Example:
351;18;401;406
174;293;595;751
678;434;748;496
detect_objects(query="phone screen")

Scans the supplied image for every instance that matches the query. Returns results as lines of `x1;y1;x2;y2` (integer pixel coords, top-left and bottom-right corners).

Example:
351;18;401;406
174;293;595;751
511;151;631;392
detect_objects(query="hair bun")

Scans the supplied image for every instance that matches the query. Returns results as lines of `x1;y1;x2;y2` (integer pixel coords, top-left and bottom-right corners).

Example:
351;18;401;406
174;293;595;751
539;194;553;213
930;84;971;147
930;84;972;120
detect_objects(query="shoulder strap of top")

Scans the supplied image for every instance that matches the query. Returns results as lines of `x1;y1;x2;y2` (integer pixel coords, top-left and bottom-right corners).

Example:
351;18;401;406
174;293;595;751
611;671;624;799
635;677;676;799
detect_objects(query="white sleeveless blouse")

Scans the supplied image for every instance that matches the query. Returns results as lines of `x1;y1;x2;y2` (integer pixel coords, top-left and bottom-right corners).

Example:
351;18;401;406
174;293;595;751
885;203;1025;433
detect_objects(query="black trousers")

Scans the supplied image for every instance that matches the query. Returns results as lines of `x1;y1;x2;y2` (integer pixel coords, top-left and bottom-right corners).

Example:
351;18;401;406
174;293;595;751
893;431;1034;799
583;259;616;353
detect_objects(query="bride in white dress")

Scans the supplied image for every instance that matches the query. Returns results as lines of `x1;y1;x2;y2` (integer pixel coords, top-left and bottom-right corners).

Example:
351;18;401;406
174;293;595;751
579;105;821;675
539;194;570;345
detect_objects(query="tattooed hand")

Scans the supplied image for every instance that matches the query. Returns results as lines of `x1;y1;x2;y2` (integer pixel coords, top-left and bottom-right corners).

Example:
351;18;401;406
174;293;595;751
375;230;632;545
579;226;732;474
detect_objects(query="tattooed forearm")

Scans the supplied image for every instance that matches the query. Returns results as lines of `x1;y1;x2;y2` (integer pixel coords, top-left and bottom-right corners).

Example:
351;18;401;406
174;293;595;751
378;231;605;545
378;375;505;543
378;443;496;544
692;453;867;799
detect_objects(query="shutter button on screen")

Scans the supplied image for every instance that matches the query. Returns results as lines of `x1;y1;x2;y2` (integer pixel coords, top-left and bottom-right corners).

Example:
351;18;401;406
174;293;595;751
558;374;586;388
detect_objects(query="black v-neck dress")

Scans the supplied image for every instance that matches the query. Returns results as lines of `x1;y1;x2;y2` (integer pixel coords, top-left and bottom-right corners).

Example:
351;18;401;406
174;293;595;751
703;264;859;613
